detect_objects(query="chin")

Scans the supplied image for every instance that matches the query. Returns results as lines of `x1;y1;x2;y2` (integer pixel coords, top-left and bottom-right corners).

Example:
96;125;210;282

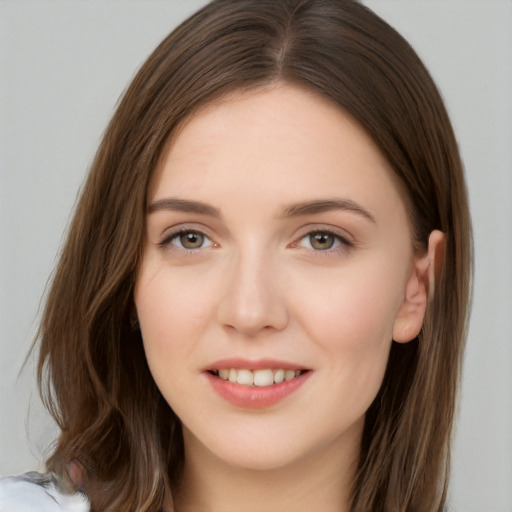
181;414;364;474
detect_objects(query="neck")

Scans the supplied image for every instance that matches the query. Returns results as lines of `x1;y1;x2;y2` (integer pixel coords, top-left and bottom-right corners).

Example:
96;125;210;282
173;422;361;512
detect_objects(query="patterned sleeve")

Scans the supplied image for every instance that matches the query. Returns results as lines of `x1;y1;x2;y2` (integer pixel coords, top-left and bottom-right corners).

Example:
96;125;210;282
0;472;90;512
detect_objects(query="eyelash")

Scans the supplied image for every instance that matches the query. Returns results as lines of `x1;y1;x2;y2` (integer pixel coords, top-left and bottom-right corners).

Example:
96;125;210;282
158;227;354;255
296;229;354;253
159;228;214;252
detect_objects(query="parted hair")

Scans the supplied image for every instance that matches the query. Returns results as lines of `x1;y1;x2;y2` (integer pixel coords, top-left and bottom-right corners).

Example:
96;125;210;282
37;0;472;510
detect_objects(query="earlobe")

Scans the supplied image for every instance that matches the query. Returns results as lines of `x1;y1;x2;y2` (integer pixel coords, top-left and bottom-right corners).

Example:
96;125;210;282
392;230;445;343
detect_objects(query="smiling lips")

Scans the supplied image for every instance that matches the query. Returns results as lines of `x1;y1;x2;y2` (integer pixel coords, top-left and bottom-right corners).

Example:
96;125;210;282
205;362;311;408
210;368;306;387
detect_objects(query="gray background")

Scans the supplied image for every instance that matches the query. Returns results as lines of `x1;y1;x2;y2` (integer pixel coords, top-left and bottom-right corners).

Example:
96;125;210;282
1;1;511;511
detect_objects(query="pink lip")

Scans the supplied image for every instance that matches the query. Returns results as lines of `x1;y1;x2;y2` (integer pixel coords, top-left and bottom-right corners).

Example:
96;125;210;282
203;358;311;409
206;357;307;371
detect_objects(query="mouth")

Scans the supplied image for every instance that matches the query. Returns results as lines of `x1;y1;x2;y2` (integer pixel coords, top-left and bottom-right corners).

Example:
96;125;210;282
207;368;309;387
205;362;312;408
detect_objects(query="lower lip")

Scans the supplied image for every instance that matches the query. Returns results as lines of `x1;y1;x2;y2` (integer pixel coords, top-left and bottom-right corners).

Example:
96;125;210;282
204;371;311;409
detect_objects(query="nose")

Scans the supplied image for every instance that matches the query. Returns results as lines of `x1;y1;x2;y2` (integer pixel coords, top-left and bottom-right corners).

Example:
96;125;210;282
216;249;289;337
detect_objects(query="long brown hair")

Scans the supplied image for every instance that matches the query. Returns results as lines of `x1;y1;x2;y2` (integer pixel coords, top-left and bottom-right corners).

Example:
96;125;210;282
37;1;472;510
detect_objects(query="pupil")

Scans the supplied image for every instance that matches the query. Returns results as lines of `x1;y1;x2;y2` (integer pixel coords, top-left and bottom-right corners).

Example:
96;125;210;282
181;232;203;248
311;233;333;250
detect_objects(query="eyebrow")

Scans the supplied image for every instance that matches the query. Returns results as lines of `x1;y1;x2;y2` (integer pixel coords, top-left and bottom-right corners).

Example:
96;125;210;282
148;197;375;223
148;198;221;217
282;199;376;223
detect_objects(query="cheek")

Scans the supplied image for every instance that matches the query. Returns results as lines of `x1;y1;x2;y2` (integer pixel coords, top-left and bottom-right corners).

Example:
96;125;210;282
134;266;218;418
291;258;405;408
134;265;214;370
295;258;404;350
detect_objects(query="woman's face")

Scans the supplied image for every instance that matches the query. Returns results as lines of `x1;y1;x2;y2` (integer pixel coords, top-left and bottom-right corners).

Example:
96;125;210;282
135;84;423;472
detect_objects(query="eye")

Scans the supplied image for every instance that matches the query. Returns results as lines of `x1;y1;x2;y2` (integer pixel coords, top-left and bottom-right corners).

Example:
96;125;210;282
299;230;350;251
161;229;213;250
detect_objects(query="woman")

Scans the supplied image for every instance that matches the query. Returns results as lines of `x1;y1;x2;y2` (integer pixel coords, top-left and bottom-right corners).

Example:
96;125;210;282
0;0;472;510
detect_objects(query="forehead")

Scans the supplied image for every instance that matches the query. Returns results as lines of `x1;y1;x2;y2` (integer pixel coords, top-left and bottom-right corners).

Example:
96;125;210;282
149;84;407;225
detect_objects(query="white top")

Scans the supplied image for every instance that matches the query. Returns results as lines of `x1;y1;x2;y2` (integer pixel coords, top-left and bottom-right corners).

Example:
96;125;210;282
0;473;90;512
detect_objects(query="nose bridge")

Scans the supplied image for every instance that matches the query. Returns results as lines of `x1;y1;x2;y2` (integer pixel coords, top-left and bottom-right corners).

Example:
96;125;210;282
217;240;288;336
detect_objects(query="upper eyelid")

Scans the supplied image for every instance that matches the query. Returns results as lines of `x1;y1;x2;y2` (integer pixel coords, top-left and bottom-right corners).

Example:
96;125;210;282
154;222;355;246
296;231;352;249
157;227;216;252
157;222;214;240
293;224;355;242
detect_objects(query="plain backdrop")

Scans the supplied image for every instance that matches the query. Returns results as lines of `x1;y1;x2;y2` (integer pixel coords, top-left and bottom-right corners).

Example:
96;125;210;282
1;1;511;511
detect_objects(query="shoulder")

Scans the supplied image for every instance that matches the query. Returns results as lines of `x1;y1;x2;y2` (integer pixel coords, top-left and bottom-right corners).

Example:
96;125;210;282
0;472;90;512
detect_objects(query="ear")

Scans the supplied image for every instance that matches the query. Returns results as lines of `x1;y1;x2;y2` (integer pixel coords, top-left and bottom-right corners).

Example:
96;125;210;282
392;230;445;343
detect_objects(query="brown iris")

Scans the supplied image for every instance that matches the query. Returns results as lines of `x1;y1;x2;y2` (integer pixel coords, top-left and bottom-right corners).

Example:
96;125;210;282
309;232;336;250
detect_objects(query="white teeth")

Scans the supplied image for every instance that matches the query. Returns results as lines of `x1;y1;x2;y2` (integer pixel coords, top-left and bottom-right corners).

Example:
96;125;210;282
253;369;274;387
237;369;254;386
214;368;304;387
284;370;296;381
274;369;285;383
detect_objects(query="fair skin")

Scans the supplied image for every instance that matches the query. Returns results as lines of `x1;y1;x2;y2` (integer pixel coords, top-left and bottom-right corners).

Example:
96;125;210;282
135;83;438;512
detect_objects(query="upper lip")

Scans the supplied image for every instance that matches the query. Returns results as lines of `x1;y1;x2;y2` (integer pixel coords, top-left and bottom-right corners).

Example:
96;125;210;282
206;358;309;371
